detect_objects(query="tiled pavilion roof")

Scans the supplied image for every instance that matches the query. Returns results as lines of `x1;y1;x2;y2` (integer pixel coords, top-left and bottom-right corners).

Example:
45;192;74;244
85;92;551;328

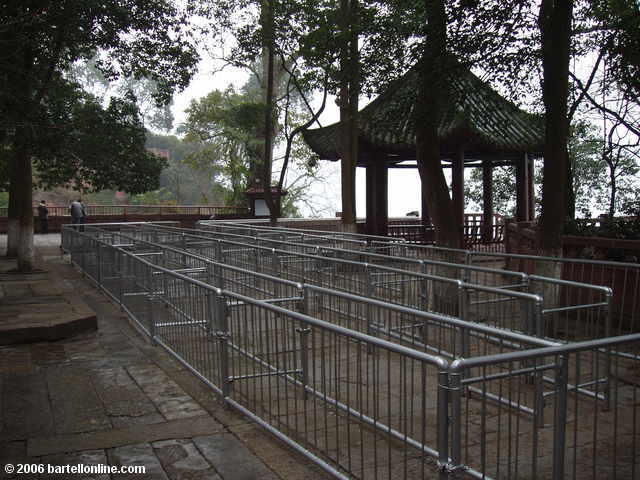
302;65;544;165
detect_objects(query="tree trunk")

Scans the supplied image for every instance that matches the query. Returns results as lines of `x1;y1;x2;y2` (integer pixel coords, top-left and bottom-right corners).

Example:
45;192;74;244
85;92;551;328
11;128;35;271
339;0;358;232
260;0;277;224
566;151;575;220
7;45;36;270
609;166;616;217
538;0;573;257
6;161;19;258
415;0;461;249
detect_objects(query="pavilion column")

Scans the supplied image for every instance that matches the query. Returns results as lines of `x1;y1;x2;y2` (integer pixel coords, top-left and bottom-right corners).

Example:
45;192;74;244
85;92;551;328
452;146;465;230
365;153;388;236
482;161;494;242
516;153;530;222
421;187;430;223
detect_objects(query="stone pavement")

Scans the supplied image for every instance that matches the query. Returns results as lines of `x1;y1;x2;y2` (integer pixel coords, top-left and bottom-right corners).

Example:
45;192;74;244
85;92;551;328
0;235;96;346
0;234;331;480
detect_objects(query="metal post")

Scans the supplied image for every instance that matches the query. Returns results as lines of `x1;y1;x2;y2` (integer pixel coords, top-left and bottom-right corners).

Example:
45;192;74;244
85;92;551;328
437;370;450;479
604;292;612;410
534;357;545;427
117;251;124;307
272;250;282;298
365;265;375;347
80;233;86;277
215;240;223;263
216;290;232;407
449;371;462;476
298;285;309;315
552;354;569;479
205;266;219;336
96;242;103;291
147;266;157;345
420;262;430;312
296;326;311;400
458;286;470;360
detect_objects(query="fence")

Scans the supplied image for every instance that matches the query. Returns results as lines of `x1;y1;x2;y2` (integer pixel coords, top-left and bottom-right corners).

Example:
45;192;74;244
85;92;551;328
199;220;638;340
62;224;640;479
155;223;613;346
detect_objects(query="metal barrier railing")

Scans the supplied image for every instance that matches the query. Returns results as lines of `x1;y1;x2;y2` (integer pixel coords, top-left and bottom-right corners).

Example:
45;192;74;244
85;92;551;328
62;224;640;480
99;224;544;336
449;334;640;479
71;225;615;414
152;223;613;345
196;221;624;340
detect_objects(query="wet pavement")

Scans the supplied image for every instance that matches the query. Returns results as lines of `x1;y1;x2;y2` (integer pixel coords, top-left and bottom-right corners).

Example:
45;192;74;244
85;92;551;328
0;234;330;480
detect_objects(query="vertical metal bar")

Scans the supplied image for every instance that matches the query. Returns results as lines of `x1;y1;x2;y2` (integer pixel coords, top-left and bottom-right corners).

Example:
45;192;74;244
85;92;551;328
215;291;231;407
420;262;430;311
117;250;124;307
437;370;450;480
459;287;470;360
365;266;375;351
604;291;612;411
272;250;282;298
96;242;103;290
147;265;157;345
297;326;311;400
449;371;462;474
552;353;569;479
534;357;545;428
206;264;216;336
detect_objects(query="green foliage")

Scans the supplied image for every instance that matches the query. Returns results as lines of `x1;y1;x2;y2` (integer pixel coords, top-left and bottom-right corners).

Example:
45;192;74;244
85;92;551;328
0;0;200;200
588;0;640;102
466;166;517;217
565;214;640;240
146;133;229;205
181;87;264;204
128;188;177;205
26;81;167;194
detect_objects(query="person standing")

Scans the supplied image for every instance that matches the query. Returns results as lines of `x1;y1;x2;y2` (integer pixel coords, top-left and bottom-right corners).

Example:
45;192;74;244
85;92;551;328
37;200;49;234
69;198;87;229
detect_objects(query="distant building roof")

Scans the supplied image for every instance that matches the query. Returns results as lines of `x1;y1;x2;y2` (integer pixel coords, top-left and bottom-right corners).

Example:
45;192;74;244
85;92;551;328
147;147;171;161
302;64;544;165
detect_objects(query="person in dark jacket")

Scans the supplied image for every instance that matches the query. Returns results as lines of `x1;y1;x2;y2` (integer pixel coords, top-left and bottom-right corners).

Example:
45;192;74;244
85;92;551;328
69;198;87;230
37;200;49;234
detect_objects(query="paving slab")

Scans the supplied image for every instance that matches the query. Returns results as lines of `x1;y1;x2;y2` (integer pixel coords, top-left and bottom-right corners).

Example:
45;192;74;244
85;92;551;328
0;235;331;480
28;416;225;457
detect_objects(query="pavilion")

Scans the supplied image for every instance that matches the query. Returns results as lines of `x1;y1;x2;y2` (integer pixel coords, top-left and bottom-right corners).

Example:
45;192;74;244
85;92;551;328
302;64;544;239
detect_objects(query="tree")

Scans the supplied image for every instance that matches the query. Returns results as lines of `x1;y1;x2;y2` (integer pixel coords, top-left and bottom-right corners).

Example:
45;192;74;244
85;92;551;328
182;81;323;214
338;0;359;231
0;0;198;270
414;0;461;248
182;88;262;206
538;0;573;256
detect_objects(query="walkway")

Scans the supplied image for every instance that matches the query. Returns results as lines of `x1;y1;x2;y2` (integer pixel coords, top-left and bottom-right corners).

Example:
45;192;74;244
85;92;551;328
0;234;329;479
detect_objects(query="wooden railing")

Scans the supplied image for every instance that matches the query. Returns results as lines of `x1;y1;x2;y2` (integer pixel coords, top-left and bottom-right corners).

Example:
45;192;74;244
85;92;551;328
386;214;506;250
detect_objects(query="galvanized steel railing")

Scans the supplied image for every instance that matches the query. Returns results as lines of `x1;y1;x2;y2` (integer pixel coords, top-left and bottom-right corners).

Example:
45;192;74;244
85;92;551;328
197;221;629;340
62;224;640;479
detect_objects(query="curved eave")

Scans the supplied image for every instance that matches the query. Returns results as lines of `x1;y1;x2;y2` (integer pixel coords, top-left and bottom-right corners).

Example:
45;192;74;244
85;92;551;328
302;66;545;162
